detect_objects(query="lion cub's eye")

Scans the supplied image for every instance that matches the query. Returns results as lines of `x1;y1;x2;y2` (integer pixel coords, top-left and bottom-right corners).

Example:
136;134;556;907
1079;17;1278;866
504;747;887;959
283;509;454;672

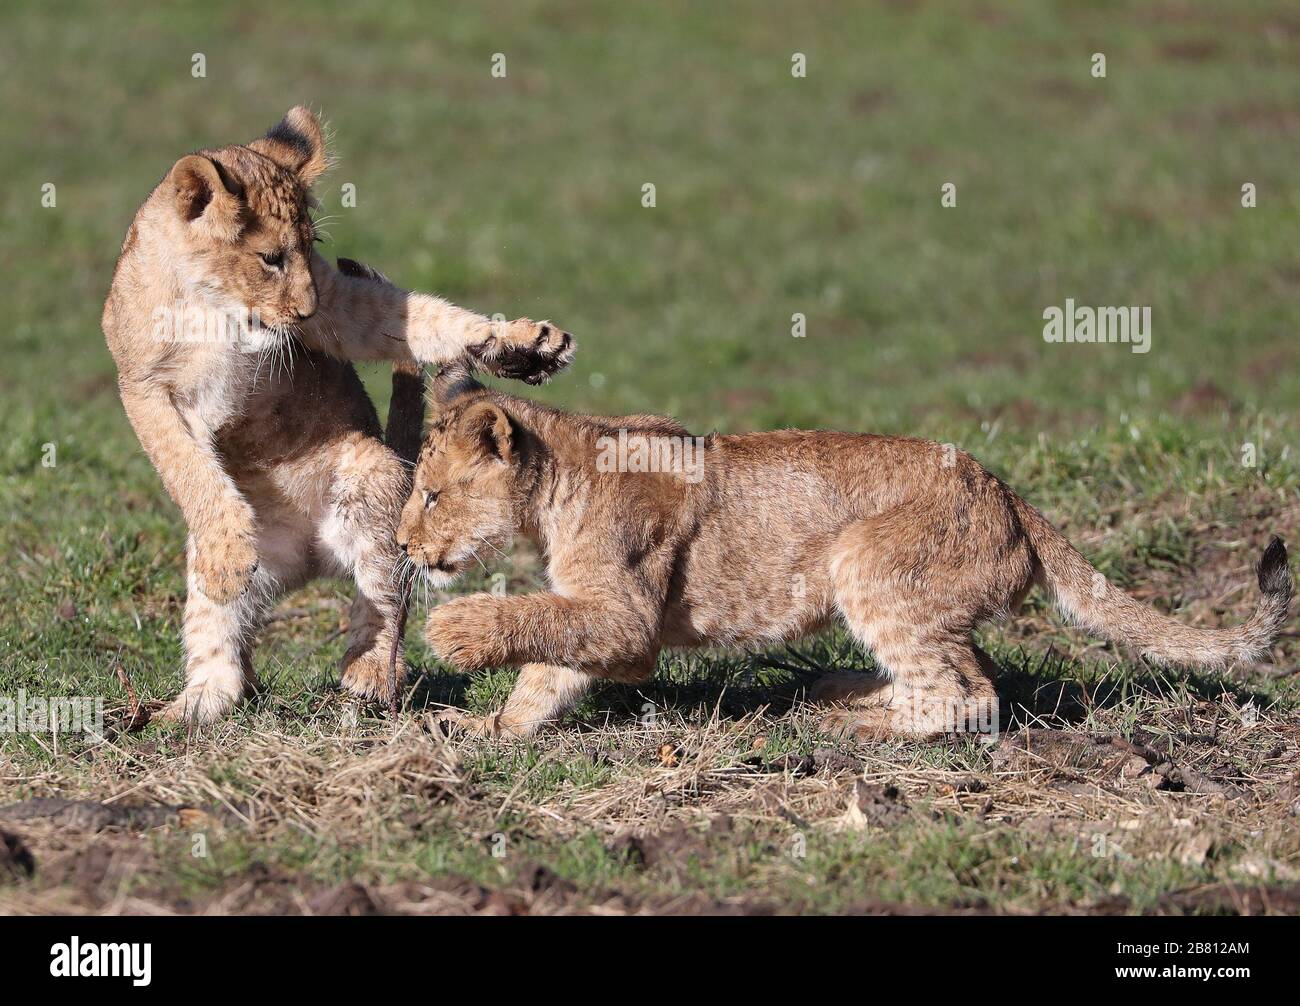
259;250;285;270
422;490;440;510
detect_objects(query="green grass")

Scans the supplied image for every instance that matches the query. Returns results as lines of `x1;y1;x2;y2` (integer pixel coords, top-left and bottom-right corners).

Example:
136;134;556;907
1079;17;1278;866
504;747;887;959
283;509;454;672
1;0;1299;914
137;813;1246;915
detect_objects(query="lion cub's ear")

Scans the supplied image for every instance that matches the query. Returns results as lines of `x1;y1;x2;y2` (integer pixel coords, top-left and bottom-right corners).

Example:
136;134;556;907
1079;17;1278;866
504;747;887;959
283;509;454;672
251;105;330;187
169;155;244;242
459;401;516;465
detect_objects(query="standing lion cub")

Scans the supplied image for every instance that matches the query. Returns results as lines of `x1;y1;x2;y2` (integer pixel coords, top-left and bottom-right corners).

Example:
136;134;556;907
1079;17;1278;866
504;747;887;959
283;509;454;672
102;107;573;722
397;365;1291;739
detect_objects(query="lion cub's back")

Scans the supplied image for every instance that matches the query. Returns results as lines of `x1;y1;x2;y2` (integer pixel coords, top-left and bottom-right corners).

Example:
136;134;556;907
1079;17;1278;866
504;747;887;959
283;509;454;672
704;428;945;515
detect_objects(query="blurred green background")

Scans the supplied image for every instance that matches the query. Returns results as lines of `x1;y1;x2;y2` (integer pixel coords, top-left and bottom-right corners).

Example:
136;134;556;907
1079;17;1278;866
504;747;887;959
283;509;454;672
2;0;1298;697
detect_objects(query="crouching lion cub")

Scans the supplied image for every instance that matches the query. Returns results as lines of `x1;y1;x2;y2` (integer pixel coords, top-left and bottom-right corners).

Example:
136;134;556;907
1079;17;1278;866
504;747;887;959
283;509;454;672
398;365;1292;740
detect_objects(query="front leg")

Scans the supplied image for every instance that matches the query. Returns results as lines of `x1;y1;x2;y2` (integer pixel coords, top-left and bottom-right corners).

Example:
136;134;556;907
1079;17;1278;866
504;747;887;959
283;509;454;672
300;253;574;382
158;540;269;724
426;592;658;681
119;383;259;604
423;593;520;672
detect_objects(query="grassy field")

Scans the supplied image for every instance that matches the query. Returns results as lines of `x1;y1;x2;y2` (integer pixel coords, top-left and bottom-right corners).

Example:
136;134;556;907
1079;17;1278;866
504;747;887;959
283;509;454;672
2;0;1299;914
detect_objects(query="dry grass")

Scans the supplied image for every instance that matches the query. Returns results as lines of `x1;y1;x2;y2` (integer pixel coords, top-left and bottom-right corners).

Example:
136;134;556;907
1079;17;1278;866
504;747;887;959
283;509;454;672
3;644;1299;914
3;453;1298;915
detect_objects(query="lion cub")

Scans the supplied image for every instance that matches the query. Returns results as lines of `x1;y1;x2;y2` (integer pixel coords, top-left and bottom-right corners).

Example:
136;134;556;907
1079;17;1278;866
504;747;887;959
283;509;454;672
103;108;573;722
398;366;1292;740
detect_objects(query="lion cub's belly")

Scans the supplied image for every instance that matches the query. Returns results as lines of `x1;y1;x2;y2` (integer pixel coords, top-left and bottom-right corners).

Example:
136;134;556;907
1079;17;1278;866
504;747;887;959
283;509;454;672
214;343;384;517
663;535;838;648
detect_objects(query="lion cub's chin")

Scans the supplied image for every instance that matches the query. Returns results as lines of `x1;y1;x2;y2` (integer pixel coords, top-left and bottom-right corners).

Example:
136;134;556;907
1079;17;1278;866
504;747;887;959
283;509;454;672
418;566;461;589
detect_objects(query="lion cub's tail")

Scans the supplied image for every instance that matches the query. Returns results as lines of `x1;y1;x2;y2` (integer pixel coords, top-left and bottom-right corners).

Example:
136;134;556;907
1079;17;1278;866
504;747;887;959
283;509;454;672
336;257;425;468
1013;497;1292;668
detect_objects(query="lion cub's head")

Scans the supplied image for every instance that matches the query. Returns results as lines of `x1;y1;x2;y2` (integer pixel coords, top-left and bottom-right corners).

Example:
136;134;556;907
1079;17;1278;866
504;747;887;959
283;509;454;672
153;106;330;331
397;372;530;588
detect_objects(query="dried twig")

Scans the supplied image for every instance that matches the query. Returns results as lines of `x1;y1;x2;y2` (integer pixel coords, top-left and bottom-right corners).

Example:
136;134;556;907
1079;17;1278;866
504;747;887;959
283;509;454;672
388;571;412;720
113;663;151;732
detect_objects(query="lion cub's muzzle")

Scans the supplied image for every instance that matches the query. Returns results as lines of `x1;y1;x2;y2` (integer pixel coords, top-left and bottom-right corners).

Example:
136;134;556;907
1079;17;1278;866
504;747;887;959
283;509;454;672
397;534;463;579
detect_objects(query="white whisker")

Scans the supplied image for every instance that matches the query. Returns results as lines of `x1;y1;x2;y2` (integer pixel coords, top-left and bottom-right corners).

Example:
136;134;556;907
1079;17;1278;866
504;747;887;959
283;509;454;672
473;535;510;562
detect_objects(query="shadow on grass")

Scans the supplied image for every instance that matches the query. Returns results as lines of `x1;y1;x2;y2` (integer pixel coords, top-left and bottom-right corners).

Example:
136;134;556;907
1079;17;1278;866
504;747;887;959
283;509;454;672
397;629;1283;733
977;642;1278;730
398;636;858;726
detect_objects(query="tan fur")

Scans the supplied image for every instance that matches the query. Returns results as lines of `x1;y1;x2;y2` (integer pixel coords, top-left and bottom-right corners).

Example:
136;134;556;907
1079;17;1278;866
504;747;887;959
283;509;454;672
102;108;574;722
398;366;1292;740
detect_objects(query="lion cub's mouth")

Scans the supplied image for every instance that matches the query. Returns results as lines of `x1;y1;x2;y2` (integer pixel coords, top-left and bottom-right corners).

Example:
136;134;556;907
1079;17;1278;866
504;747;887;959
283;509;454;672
408;555;464;589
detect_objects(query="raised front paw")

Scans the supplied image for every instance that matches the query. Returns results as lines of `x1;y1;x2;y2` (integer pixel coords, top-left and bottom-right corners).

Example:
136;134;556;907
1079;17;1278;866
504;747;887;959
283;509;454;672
472;318;574;385
193;527;259;605
425;594;507;672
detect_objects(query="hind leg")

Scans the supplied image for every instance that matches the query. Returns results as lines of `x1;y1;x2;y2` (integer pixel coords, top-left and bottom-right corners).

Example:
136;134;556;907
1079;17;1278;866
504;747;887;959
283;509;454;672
813;516;1005;740
816;632;1000;740
318;434;411;704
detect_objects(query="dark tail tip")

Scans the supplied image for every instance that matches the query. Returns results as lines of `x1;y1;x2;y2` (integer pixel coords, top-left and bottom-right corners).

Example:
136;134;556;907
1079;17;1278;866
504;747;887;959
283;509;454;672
1257;536;1291;596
